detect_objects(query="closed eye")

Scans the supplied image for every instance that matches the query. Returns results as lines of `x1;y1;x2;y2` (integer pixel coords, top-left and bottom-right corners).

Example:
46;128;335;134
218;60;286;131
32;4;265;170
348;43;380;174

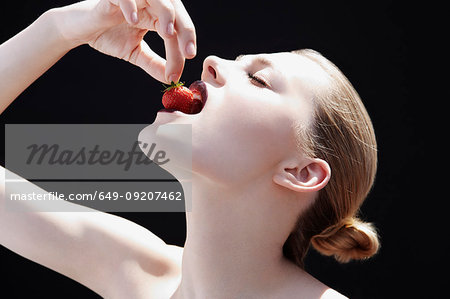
248;73;268;88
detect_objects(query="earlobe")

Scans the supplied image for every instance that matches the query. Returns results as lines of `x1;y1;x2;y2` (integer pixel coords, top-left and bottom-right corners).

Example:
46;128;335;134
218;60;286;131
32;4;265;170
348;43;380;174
272;158;331;193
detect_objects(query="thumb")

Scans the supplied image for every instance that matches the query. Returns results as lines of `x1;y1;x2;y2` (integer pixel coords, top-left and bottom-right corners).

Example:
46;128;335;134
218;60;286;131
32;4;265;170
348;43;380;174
131;40;167;83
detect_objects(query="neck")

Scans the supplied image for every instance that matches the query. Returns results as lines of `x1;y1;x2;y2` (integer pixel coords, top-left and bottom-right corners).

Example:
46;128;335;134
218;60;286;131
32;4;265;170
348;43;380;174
175;174;303;298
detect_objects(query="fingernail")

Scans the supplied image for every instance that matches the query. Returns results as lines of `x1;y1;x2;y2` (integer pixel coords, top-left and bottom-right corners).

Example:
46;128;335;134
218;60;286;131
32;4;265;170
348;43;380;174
185;41;196;57
167;74;178;83
166;22;174;36
131;12;139;24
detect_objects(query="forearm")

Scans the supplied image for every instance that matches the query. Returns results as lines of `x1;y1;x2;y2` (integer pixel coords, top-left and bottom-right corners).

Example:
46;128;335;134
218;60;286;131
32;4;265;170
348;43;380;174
0;8;75;114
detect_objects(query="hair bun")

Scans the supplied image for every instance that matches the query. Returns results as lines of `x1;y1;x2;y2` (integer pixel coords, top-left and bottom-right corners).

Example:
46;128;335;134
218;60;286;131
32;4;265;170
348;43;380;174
311;218;380;263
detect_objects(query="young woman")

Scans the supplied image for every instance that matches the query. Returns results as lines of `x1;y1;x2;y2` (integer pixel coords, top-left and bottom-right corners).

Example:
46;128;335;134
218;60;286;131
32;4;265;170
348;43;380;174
1;0;379;298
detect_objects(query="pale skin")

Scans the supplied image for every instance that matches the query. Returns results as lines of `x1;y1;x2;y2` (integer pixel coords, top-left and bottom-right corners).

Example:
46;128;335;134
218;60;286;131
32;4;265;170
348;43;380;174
0;1;346;298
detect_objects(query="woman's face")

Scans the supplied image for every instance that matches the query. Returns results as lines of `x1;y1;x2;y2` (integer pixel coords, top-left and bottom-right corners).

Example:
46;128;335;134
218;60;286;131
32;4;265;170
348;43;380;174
146;52;328;184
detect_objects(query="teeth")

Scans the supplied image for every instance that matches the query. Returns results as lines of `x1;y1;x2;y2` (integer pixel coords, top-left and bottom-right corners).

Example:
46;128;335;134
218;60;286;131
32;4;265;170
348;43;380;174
188;80;207;113
193;91;202;101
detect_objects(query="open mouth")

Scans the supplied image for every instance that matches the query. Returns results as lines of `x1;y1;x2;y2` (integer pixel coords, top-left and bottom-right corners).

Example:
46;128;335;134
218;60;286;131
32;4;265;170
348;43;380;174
188;80;208;114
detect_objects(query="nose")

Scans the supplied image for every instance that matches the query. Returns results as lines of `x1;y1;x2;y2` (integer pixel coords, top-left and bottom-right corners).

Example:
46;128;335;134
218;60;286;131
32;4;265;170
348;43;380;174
201;56;227;87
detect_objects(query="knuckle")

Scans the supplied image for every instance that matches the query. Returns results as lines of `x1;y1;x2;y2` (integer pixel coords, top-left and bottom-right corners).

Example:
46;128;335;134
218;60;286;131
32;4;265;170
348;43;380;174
181;25;196;37
160;2;175;18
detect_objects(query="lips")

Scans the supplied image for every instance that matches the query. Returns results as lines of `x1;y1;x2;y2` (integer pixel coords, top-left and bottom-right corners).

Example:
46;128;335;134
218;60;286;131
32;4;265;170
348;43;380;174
188;80;208;113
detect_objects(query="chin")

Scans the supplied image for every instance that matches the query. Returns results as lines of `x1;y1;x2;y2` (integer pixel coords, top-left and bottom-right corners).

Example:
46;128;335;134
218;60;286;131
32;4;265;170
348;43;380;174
138;122;193;180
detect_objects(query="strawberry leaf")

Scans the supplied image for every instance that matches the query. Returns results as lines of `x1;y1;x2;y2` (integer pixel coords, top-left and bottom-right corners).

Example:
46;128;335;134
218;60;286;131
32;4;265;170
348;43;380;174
162;81;185;92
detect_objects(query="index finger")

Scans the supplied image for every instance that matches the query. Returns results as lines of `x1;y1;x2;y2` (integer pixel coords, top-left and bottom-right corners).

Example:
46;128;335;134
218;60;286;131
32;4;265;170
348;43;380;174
163;34;185;83
172;0;197;58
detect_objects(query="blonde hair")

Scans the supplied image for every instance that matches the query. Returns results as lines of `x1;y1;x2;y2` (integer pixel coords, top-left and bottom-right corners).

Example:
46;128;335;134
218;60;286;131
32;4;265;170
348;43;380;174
283;49;380;268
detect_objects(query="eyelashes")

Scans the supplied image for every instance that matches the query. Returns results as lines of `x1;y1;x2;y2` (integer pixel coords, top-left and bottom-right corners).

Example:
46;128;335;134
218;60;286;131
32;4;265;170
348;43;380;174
247;72;268;88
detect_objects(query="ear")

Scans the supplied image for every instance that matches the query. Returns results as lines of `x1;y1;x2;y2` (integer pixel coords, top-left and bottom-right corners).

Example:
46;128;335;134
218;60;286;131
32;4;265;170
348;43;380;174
273;158;331;193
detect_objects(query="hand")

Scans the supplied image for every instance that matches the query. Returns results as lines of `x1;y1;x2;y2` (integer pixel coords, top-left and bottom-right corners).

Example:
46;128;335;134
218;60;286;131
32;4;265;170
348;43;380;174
56;0;196;83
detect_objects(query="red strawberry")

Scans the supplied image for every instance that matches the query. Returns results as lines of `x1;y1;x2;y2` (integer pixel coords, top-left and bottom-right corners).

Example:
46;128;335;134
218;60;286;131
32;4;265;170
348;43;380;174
162;81;202;114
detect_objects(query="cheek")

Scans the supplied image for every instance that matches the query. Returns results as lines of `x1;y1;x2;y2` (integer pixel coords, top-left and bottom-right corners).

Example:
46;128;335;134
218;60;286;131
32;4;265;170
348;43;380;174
191;89;296;183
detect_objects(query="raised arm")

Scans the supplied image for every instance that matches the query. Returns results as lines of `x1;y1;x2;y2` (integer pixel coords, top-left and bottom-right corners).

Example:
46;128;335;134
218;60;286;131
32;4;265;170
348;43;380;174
0;168;182;297
0;9;71;114
1;1;192;295
0;0;196;114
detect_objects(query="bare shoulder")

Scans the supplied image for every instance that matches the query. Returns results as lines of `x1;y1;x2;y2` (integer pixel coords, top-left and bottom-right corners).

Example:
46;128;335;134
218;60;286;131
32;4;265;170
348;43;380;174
95;219;184;298
279;261;348;299
321;288;348;299
163;244;183;274
166;244;184;262
103;217;183;275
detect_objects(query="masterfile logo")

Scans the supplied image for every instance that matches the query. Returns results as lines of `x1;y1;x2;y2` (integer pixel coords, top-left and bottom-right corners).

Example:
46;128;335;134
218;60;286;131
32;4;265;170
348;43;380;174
4;124;192;212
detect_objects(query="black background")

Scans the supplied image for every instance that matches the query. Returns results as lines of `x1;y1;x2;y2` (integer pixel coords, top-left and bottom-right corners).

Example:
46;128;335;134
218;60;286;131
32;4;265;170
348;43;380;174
0;1;441;298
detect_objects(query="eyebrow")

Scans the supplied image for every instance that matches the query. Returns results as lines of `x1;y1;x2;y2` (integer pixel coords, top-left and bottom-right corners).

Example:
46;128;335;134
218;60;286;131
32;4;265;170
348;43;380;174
235;54;274;68
236;54;287;92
